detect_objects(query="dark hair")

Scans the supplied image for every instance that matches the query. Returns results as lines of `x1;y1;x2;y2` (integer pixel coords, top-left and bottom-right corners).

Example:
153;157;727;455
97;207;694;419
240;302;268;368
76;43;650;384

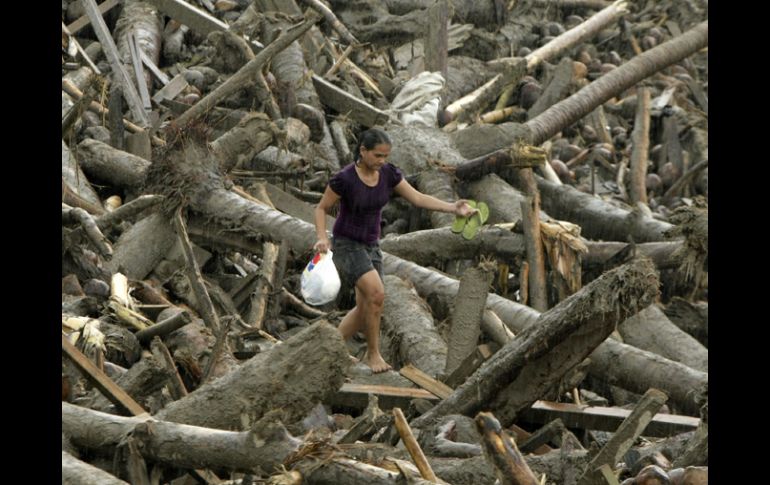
354;128;391;162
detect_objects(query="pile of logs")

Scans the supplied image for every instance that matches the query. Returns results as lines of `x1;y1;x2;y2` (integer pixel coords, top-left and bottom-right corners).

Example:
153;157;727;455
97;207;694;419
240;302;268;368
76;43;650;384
62;0;708;483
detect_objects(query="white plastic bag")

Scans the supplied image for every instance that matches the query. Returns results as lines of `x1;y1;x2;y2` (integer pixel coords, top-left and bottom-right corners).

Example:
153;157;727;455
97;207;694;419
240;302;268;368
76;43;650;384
300;251;341;306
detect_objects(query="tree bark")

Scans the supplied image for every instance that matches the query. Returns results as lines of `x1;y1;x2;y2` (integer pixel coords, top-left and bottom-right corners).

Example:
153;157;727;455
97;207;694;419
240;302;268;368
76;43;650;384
662;297;707;347
105;212;177;280
81;353;172;413
414;169;458;228
411;257;659;429
534;175;673;242
618;304;707;372
76;138;151;190
156;321;349;430
62;402;300;473
587;340;706;415
445;265;493;375
382;275;447;377
210;112;282;173
465;174;528;224
380;225;525;268
520;195;548;311
62;450;129;485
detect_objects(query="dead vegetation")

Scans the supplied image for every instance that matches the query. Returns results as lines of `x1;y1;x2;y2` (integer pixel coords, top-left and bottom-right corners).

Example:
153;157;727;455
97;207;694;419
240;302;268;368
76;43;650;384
62;0;708;483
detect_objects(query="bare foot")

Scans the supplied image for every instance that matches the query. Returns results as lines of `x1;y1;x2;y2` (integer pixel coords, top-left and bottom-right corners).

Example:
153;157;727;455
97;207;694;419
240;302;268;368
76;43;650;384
364;352;392;373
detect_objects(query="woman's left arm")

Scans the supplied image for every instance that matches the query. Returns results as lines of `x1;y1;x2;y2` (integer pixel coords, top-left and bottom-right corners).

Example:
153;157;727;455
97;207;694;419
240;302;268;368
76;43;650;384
394;179;476;217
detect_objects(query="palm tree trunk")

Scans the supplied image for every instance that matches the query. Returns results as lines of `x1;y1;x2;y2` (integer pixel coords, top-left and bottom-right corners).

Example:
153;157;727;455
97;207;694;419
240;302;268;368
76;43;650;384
526;21;708;145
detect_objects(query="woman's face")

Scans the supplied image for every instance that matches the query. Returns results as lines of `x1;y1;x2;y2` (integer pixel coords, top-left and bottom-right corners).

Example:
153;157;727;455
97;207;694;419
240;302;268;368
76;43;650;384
359;143;391;170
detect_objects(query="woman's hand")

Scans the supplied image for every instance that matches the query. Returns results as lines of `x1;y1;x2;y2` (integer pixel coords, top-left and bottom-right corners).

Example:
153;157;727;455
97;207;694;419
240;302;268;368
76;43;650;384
313;237;331;253
454;200;478;217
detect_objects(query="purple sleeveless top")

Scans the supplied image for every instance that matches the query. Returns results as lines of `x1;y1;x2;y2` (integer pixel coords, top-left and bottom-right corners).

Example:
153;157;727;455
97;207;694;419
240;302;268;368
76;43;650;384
328;162;403;244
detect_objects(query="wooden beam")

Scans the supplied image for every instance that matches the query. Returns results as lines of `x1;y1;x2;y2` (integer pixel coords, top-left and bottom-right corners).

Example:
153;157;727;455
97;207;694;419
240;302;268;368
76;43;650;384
331;383;438;411
61;334;147;416
399;364;453;400
148;0;229;36
81;0;151;127
311;74;391;127
519;400;699;438
66;0;121;35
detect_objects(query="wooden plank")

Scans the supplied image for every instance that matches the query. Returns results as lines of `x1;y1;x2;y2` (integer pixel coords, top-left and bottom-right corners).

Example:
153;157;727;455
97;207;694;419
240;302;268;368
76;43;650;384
519;400;699;438
148;0;229;36
61;334;147;416
81;0;151;127
332;383;438;411
152;73;188;104
66;0;121;35
399;364;453;399
127;31;152;111
139;48;171;86
62;22;101;75
312;74;391;127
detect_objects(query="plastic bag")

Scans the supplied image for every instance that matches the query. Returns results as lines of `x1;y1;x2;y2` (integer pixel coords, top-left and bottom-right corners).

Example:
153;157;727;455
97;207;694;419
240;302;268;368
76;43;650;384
387;71;445;127
300;251;341;306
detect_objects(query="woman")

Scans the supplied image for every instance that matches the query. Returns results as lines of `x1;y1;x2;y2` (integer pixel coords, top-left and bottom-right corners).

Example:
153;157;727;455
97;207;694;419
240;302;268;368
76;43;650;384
314;128;476;373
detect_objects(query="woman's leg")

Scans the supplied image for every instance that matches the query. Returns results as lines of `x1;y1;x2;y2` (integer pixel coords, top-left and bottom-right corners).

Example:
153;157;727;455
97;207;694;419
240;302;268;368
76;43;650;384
352;269;390;373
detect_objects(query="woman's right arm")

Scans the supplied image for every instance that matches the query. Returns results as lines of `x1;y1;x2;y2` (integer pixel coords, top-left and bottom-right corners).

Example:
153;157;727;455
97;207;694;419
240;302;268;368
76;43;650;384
314;186;341;253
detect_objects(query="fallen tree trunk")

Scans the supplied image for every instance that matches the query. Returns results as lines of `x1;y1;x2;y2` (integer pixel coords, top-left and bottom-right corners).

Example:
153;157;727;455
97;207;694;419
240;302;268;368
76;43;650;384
379;225;525;267
210;112;282;173
76;138;151;190
155;321;349;430
104;212;177;280
82;353;172;413
414;169;459;228
662;297;707;347
618;304;708;372
587;339;706;415
382;275;447;377
411;257;659;429
62;450;129;485
62;402;300;473
533;175;673;242
582;241;683;270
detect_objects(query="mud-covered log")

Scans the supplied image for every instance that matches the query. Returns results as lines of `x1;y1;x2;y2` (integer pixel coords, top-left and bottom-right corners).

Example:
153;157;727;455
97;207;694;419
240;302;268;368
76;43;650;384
62;450;129;485
76;138;151;190
534;176;673;242
583;241;683;270
210;112;282;173
156;321;348;430
662;298;707;347
412;258;659;428
465;174;529;224
81;354;172;413
445;265;493;375
294;457;439;485
105;212;177;280
618;305;707;372
588;340;706;415
415;169;459;228
62;403;300;473
382;275;447;377
380;225;524;266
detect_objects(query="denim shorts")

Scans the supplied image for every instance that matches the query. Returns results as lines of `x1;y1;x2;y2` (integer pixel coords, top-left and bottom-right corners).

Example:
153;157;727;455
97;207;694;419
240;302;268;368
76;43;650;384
332;236;384;287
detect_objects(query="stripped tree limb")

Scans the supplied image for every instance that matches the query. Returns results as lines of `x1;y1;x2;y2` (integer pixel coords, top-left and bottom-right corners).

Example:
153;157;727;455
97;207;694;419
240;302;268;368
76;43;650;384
300;0;359;45
629;87;651;205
